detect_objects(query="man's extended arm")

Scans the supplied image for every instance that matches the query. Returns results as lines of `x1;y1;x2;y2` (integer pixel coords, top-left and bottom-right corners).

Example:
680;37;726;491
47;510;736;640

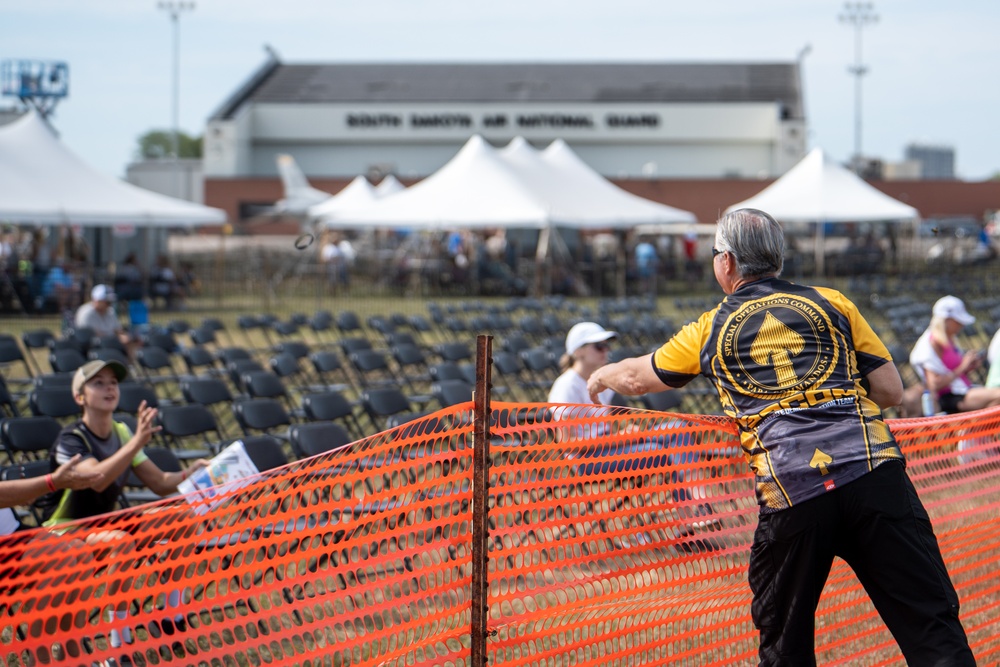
587;353;669;402
864;362;904;409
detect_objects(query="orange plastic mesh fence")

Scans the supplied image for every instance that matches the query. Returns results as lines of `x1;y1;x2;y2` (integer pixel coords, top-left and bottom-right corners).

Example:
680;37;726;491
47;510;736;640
3;403;999;666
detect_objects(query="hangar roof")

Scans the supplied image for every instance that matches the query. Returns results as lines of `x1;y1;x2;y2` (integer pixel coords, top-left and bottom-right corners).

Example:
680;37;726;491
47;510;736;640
210;60;803;121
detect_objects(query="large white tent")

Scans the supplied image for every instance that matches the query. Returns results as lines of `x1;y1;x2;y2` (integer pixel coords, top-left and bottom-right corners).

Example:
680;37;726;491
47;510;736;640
0;110;225;227
315;134;698;231
724;148;918;223
497;137;697;282
499;137;696;228
317;135;550;229
724;148;918;274
308;175;380;224
314;134;699;295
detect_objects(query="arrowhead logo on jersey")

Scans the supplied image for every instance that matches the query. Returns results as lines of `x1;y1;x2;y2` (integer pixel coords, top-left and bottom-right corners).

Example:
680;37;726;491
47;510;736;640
750;313;805;388
718;293;840;399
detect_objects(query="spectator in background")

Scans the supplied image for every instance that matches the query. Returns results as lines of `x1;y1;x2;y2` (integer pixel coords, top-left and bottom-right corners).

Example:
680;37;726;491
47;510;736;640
976;222;996;261
0;226;13;270
114;252;145;303
149;254;182;310
27;228;52;303
75;285;138;358
337;234;356;288
446;231;464;263
320;232;346;292
682;230;702;287
549;322;617;407
634;236;658;295
548;322;618;445
177;261;200;298
987;326;1000;389
39;258;78;314
446;230;473;285
61;224;90;266
909;295;1000;413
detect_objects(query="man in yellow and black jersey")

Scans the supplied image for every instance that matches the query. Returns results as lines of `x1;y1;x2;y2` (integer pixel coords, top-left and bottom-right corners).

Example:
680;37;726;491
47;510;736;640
588;209;975;666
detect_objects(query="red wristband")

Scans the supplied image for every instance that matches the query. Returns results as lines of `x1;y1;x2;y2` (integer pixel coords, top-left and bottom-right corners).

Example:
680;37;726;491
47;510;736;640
45;474;56;493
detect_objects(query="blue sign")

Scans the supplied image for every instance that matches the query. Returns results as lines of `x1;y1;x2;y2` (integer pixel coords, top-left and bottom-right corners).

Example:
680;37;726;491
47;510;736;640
1;60;69;99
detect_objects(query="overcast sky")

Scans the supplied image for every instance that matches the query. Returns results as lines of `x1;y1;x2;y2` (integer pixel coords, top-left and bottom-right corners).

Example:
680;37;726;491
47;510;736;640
2;0;998;180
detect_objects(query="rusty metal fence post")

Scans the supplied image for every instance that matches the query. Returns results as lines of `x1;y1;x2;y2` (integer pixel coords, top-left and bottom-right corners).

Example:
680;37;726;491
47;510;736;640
470;334;493;665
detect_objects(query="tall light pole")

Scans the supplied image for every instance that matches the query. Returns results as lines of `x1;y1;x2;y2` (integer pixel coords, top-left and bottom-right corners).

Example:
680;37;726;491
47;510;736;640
839;2;878;169
158;1;194;197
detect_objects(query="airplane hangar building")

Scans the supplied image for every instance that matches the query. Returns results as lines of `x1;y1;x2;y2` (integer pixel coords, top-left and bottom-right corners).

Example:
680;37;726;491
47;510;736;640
203;59;807;223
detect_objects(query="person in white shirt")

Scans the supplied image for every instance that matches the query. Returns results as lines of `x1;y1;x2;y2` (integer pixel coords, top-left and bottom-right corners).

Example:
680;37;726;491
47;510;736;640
987;326;1000;389
548;322;617;407
74;284;122;338
320;232;346;290
74;284;139;358
909;295;1000;413
547;322;617;442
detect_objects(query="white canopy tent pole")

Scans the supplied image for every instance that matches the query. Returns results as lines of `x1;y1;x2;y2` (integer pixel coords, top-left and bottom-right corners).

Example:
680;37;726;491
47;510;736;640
814;222;826;277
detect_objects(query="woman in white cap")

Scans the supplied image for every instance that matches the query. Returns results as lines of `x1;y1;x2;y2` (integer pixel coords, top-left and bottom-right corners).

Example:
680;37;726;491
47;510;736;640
548;322;617;406
909;295;1000;413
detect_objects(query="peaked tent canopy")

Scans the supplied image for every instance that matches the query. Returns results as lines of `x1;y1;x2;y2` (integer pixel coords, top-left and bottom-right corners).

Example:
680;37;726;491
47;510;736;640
0;110;225;227
723;147;918;222
319;135;697;230
316;135;550;229
308;175;379;224
374;174;405;198
724;148;918;276
528;138;696;227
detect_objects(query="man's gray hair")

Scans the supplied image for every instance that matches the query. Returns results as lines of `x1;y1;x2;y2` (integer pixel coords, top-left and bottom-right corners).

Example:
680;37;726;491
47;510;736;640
716;208;785;278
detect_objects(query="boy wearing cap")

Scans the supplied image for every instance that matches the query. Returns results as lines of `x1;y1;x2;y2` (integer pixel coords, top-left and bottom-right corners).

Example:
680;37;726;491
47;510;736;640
909;295;1000;414
40;360;205;535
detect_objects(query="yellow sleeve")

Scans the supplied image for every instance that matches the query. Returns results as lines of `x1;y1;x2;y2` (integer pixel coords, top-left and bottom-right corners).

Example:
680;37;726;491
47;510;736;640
815;287;892;373
651;307;717;386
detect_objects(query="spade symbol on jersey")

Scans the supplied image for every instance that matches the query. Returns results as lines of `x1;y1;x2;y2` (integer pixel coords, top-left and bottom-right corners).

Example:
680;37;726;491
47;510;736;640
749;312;805;388
809;449;833;475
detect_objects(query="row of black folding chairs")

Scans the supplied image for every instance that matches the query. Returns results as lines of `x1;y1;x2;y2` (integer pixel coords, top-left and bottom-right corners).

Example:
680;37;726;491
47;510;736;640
2;345;476;436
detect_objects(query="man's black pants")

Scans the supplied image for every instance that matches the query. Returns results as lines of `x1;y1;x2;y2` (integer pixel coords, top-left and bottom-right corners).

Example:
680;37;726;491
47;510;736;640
748;460;976;666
